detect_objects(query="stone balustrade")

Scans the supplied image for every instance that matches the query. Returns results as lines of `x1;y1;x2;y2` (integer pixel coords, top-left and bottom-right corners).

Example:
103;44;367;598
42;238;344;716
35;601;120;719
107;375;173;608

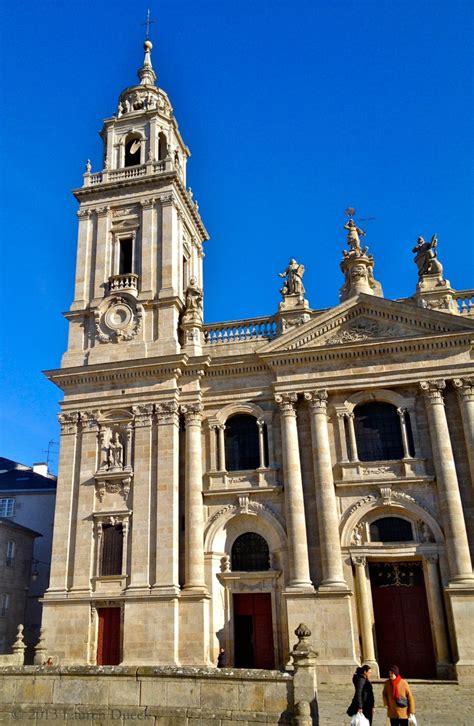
455;289;474;316
83;158;174;187
203;316;278;344
108;273;139;294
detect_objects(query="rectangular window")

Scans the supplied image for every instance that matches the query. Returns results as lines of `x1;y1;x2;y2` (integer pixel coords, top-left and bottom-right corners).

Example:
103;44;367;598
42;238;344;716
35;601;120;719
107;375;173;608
0;498;14;518
1;594;10;616
6;541;15;567
119;238;133;275
100;524;123;576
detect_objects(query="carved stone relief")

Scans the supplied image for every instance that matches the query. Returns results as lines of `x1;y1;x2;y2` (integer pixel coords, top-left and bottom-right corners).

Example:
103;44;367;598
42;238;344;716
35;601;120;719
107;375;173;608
95;296;143;344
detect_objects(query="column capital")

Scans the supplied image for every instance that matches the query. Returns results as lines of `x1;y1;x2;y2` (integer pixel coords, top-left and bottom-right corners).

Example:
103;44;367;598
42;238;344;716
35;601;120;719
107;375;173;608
420;379;446;403
80;409;100;432
275;392;298;415
58;411;81;435
155;400;179;424
397;406;408;417
425;554;439;565
132;404;154;427
140;197;156;210
77;208;92;219
453;377;474;403
96;205;110;218
304;390;328;413
352;555;367;567
180;402;203;424
256;416;265;430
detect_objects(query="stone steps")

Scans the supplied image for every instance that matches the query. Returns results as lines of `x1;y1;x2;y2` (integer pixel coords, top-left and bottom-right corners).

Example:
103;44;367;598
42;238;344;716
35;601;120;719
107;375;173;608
316;681;473;725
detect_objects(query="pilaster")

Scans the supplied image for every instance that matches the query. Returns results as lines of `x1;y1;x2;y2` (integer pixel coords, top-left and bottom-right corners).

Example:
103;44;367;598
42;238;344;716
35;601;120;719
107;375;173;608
352;556;378;672
128;404;154;591
93;207;110;300
153;401;180;594
139;197;156;298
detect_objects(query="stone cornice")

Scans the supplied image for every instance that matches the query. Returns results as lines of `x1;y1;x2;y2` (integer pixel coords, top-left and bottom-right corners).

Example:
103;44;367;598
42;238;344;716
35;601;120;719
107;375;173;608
73;172;208;241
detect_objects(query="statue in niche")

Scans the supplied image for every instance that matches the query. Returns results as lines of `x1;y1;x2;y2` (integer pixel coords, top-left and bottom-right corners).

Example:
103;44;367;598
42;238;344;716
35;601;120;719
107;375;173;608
412;234;444;277
183;277;203;323
279;259;305;296
107;431;124;469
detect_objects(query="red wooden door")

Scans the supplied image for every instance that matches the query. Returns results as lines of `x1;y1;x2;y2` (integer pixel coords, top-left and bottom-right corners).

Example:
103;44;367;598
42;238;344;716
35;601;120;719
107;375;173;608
370;562;436;678
233;593;274;669
97;607;121;665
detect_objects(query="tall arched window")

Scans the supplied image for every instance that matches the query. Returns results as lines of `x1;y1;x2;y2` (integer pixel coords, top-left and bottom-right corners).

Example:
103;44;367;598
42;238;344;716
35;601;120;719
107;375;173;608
231;532;270;571
124;136;141;167
158;132;168;160
370;517;413;542
225;414;265;471
354;403;413;461
100;523;123;576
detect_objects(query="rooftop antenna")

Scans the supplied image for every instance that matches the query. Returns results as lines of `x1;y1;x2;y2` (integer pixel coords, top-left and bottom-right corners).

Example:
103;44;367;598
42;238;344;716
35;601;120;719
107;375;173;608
142;8;155;39
43;439;58;469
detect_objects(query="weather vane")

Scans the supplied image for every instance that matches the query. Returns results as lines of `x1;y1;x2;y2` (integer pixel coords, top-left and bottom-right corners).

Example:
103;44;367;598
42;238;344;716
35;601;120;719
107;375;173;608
142;9;155;39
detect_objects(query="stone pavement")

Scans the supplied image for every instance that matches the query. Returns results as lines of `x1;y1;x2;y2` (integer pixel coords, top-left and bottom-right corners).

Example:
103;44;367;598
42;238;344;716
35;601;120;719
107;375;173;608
317;681;473;725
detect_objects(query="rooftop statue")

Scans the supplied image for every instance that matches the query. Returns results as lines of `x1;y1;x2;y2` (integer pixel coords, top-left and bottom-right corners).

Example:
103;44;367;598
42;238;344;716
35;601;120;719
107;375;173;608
412;234;444;278
183;277;203;323
279;259;305;297
343;218;369;257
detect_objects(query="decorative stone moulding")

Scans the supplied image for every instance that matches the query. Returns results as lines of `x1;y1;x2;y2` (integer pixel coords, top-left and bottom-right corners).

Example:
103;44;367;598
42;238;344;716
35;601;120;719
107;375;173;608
205;467;279;492
117;85;172;119
336;457;427;482
94;471;132;504
94;295;143;344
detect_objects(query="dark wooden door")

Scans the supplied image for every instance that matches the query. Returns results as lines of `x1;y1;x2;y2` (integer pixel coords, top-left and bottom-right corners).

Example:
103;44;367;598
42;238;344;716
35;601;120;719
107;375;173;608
233;593;274;669
97;607;121;665
370;562;436;678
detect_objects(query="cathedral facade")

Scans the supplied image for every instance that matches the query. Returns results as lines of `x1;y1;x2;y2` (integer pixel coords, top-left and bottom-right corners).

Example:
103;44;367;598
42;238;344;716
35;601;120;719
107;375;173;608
42;40;474;684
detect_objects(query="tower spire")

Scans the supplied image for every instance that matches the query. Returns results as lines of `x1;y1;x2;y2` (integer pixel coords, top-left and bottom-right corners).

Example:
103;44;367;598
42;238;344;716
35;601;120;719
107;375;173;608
138;38;157;86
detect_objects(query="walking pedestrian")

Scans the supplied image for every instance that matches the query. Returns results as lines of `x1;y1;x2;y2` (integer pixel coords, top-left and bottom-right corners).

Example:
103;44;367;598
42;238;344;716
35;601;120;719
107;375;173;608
346;665;375;724
382;665;415;726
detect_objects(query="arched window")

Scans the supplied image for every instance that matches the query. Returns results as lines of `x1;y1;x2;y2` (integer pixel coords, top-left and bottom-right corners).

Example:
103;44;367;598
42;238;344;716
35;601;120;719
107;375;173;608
231;532;270;571
158;132;168;161
124;136;141;167
225;414;265;471
354;403;413;461
370;517;413;542
100;523;123;576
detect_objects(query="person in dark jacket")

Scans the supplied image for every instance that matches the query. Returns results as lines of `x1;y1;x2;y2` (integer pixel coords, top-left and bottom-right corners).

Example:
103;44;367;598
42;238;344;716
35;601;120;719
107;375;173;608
347;665;375;724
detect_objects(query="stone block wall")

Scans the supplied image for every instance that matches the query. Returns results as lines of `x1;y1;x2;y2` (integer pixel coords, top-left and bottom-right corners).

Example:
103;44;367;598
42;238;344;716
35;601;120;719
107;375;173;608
0;665;294;725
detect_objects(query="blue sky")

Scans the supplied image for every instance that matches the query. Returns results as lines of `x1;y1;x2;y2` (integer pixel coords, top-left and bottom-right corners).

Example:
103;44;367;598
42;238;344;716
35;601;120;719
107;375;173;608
0;0;473;472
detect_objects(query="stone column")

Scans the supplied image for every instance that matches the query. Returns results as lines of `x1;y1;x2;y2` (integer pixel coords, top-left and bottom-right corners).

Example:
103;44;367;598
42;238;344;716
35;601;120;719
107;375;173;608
129;404;154;590
181;403;206;591
453;378;474;488
352;556;377;666
275;394;313;589
256;417;266;468
336;411;349;462
397;407;412;459
305;391;347;590
217;424;226;472
423;554;451;674
420;380;473;583
347;412;359;461
208;424;217;472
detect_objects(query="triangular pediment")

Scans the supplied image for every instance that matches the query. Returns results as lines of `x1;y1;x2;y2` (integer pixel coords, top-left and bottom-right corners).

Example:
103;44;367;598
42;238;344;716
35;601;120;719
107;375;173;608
261;294;474;354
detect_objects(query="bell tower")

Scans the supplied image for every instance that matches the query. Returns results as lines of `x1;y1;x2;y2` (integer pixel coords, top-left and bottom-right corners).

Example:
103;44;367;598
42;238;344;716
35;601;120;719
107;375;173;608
64;39;208;365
